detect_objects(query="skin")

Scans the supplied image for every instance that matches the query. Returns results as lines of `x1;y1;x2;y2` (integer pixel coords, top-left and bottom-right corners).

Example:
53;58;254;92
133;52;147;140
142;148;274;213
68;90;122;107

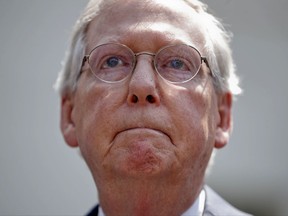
60;0;232;215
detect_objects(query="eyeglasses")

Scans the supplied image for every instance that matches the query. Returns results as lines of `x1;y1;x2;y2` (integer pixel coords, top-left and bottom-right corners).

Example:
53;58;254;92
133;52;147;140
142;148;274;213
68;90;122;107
81;43;209;83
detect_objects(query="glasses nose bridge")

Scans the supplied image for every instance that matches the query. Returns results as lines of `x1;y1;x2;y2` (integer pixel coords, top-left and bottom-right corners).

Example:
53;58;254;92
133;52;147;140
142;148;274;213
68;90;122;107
134;51;156;62
133;51;157;70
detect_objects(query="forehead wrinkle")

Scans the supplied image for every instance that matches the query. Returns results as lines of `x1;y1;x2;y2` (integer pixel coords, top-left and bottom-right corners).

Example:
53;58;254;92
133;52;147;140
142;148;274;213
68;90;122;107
98;0;197;22
86;0;206;52
116;23;189;51
88;22;198;53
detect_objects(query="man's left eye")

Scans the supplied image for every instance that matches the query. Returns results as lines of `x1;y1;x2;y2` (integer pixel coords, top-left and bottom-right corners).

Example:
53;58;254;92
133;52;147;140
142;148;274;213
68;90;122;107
169;59;184;69
104;56;123;68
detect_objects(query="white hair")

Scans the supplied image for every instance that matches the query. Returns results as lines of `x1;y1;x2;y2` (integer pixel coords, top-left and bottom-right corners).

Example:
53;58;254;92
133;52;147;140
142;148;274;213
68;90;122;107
55;0;242;96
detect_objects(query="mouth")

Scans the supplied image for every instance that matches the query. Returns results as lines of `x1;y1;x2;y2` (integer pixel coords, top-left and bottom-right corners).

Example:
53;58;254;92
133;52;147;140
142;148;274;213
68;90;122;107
113;126;173;145
120;127;168;136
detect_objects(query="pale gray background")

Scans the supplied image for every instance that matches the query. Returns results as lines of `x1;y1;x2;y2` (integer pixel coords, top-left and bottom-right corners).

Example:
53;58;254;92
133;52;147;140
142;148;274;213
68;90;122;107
0;0;287;215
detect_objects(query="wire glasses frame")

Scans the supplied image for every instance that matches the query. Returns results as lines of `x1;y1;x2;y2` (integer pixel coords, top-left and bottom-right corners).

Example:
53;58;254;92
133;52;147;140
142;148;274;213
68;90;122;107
81;43;210;83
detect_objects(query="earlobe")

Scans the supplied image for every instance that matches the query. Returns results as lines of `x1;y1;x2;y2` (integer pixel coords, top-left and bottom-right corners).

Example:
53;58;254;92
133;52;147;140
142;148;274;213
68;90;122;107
60;96;79;147
215;92;233;149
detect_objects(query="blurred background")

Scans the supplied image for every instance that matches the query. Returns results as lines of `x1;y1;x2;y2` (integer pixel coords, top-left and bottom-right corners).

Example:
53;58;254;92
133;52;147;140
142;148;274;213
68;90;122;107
0;0;287;215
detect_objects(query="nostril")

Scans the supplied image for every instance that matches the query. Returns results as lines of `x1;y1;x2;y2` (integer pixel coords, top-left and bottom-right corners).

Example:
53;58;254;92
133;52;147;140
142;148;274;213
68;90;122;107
131;95;138;103
146;95;155;103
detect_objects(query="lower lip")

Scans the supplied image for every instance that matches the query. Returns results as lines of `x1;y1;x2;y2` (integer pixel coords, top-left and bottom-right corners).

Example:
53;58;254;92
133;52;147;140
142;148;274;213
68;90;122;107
114;128;170;144
121;127;166;136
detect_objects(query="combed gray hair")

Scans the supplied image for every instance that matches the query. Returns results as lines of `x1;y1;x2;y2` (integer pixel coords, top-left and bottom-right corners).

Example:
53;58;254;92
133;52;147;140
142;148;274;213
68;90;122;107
55;0;242;96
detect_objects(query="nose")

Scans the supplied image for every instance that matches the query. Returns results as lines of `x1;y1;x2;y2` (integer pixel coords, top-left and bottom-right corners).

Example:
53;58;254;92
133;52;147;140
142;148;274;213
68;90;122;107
127;55;160;105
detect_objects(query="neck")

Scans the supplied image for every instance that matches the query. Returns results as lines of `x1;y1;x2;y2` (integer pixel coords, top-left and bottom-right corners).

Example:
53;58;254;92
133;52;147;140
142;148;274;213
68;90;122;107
97;176;203;216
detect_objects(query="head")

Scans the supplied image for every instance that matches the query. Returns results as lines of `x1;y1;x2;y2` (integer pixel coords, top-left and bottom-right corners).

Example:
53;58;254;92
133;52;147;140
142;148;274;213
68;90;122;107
56;0;241;96
56;0;240;206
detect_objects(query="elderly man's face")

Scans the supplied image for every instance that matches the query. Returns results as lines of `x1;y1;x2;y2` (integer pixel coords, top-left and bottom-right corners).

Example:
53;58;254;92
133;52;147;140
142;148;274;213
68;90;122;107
61;0;231;189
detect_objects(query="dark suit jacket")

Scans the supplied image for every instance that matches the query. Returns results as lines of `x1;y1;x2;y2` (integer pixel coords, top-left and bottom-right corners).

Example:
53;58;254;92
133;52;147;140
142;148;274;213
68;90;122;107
87;185;251;216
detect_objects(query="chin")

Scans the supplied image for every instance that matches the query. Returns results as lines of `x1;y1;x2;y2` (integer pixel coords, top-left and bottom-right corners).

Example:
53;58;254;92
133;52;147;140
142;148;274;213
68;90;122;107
102;133;177;178
110;148;172;178
126;150;162;174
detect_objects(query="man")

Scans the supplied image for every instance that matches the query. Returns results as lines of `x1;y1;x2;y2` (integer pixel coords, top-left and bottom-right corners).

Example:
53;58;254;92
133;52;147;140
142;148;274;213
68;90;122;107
55;0;251;215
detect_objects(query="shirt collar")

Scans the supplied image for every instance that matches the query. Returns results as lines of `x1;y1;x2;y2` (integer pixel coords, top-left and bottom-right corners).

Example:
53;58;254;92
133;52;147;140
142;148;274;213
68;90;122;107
182;189;206;216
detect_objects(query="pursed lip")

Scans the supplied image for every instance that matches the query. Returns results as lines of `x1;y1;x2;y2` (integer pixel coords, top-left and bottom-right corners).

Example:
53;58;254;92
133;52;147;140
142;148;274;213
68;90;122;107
114;126;173;144
119;127;167;135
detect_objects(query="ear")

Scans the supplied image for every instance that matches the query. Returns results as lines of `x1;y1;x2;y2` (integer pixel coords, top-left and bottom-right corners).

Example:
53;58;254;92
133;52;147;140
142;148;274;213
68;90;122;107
215;92;233;149
60;95;78;147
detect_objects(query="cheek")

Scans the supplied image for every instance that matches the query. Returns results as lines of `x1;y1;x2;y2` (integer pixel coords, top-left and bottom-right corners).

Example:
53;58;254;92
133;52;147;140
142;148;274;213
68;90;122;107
73;83;127;169
170;96;217;180
167;84;218;161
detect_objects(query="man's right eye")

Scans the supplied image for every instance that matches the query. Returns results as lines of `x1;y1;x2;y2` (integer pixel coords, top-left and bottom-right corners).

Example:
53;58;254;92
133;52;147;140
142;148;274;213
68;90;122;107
103;56;123;68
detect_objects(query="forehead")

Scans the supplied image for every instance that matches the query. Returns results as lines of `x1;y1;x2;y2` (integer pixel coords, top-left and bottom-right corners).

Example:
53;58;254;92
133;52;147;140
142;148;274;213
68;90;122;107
86;0;205;51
